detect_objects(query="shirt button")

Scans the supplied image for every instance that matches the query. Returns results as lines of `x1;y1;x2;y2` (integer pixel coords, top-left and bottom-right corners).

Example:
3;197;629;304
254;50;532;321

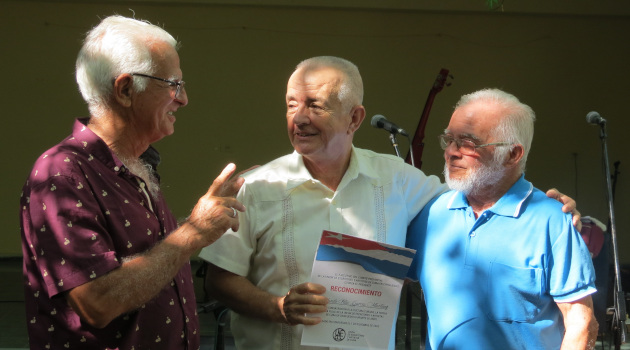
470;231;476;237
114;166;120;171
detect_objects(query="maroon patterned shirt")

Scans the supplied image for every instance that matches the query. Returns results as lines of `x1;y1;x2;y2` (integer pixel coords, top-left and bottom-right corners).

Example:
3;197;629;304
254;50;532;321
20;118;200;350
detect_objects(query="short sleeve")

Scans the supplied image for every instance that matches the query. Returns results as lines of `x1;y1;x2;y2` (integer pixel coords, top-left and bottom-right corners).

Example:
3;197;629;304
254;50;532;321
26;173;121;297
198;181;256;277
549;214;597;302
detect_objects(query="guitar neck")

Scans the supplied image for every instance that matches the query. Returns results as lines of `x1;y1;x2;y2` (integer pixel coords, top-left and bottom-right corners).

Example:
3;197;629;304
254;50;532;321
404;68;450;169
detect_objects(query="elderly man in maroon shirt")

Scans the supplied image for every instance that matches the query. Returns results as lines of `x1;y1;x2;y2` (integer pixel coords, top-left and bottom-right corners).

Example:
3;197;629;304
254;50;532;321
19;15;246;349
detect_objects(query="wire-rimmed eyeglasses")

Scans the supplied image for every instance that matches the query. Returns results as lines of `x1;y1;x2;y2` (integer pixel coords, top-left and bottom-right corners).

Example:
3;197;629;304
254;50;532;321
438;134;512;156
131;73;185;99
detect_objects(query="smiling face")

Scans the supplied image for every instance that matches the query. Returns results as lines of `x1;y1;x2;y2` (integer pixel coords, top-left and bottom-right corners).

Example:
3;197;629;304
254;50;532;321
130;41;188;144
285;66;358;166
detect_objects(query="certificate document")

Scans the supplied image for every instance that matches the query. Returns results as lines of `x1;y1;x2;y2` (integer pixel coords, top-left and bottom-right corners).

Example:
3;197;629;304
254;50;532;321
301;230;416;349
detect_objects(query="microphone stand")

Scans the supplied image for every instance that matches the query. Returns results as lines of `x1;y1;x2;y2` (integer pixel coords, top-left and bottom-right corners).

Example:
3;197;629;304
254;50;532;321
389;133;402;158
597;121;627;348
385;131;418;350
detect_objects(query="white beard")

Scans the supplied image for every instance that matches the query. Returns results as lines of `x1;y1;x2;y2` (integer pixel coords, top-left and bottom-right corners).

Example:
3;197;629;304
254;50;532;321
444;158;506;196
120;156;161;199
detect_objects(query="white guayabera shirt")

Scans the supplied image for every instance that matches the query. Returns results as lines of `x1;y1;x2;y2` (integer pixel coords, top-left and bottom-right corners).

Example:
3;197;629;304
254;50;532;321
199;146;447;350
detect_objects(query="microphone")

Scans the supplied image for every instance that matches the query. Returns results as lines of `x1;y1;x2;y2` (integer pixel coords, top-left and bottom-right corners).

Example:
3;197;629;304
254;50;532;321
371;114;409;136
586;111;606;125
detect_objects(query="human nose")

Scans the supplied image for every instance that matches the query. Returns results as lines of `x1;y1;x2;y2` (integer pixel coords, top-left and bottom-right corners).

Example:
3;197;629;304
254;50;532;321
443;139;462;158
291;104;310;125
175;86;188;107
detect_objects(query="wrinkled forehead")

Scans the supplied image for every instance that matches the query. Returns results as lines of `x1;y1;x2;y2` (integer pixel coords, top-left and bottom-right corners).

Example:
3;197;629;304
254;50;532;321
148;41;182;78
286;66;343;101
447;101;504;140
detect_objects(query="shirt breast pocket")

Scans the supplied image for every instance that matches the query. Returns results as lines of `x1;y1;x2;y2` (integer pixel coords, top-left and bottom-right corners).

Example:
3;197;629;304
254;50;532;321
485;261;543;323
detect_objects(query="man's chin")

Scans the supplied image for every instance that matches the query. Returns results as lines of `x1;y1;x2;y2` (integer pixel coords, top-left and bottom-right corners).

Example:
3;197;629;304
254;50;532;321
446;178;471;193
292;142;316;156
447;174;465;182
444;167;473;193
444;168;468;183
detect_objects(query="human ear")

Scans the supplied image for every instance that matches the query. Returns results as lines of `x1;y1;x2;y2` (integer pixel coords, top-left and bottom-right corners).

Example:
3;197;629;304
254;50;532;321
348;105;366;134
112;74;134;108
506;144;524;168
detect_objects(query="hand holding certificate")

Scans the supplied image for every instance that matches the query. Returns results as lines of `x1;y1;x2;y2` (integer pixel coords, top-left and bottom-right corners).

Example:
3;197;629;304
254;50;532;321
301;230;416;349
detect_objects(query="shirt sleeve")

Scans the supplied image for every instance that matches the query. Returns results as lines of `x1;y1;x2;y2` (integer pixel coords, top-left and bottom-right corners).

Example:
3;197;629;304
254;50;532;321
401;162;448;225
549;213;597;302
26;173;121;297
198;180;256;277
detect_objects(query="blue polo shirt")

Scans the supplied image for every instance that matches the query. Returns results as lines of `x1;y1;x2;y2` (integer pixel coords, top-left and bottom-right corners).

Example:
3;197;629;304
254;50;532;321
406;175;596;350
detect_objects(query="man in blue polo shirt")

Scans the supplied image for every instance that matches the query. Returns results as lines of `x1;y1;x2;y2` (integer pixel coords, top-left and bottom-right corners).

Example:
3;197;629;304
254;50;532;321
406;88;598;350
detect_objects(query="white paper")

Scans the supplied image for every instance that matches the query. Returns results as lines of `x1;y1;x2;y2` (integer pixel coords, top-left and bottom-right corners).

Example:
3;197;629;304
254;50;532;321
301;231;415;349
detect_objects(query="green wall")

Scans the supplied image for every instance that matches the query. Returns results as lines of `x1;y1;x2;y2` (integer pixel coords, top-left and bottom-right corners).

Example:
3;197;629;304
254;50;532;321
2;1;629;261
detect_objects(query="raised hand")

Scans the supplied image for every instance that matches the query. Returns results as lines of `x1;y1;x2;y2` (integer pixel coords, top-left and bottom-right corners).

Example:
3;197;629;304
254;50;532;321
185;163;248;248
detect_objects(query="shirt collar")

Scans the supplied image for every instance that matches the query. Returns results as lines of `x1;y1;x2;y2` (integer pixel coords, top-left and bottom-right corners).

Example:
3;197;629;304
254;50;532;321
71;118;124;172
71;118;161;178
139;145;162;181
285;146;374;191
447;174;533;218
285;151;317;191
352;146;381;181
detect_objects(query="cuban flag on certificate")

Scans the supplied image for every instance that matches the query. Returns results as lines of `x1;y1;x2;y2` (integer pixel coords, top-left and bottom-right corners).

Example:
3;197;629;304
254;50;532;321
315;230;416;280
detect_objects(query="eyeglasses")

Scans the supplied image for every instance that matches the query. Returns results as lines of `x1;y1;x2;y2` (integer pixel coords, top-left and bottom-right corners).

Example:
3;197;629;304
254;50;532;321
131;73;186;99
438;134;512;155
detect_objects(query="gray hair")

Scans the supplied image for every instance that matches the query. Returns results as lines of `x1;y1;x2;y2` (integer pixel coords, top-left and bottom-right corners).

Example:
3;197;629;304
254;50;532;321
295;56;363;111
455;88;535;172
75;15;179;116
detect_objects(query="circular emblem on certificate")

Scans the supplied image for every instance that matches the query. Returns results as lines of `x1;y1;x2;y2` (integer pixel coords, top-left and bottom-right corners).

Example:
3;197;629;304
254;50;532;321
332;328;346;342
